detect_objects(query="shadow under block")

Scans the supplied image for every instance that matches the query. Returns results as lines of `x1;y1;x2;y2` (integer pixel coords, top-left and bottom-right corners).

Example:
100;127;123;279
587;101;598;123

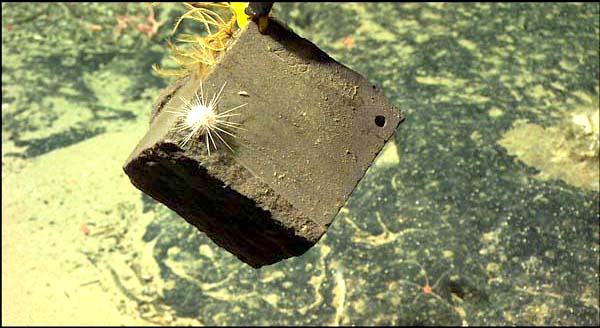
123;20;404;268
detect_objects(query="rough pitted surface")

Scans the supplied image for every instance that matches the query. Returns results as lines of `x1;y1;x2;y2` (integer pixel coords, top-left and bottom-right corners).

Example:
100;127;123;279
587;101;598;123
123;19;402;268
125;142;323;267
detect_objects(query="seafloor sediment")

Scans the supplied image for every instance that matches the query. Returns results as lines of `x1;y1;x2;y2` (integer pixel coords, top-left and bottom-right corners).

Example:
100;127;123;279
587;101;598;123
2;2;599;326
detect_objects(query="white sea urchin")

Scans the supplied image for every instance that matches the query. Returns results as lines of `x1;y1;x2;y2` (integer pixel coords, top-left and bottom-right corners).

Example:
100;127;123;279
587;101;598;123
168;81;246;155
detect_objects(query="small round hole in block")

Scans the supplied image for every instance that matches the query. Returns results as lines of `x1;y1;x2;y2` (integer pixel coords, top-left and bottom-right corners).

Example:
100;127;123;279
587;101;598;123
375;115;386;127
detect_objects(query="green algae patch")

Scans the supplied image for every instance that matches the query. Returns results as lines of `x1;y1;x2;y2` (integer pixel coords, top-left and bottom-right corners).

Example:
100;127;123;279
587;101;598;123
499;107;599;191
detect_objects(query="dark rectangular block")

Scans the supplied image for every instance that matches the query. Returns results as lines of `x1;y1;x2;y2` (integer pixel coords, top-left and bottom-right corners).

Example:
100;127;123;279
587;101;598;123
123;19;403;268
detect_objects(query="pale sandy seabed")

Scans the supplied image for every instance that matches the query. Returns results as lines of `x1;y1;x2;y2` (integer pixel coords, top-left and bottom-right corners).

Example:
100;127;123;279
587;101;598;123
2;2;599;326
